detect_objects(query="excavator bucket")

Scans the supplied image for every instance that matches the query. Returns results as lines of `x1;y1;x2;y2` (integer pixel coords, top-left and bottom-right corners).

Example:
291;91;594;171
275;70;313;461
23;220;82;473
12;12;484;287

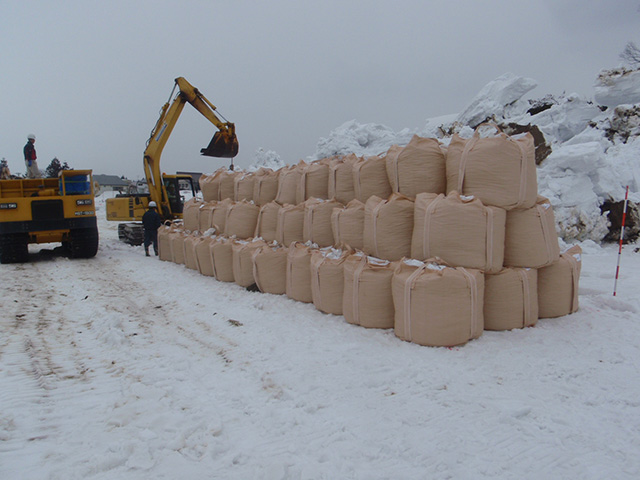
200;131;239;158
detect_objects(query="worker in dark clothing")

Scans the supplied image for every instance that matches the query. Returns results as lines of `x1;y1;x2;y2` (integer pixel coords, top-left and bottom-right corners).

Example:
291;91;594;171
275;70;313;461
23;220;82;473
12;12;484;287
24;134;41;178
142;201;162;256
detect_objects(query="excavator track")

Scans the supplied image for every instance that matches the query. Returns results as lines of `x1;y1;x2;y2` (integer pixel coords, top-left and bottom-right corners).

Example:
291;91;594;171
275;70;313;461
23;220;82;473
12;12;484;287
117;223;144;246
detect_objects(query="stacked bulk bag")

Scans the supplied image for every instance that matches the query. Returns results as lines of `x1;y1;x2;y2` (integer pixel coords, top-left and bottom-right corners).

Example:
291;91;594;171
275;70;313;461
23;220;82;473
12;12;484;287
411;192;506;273
211;198;233;232
169;230;188;265
253;168;280;206
353;155;392;203
363;194;415;261
331;199;365;251
234;172;255;202
158;223;179;262
252;243;288;295
225;200;260;239
210;236;235;282
232;238;267;288
328;154;358;204
538;245;582;318
386;135;446;198
184;235;202;270
484;268;538;330
310;246;354;315
276;203;306;247
446;123;537;210
182;198;202;232
392;259;484;347
276;161;306;205
198;201;217;232
286;242;315;303
199;169;223;202
303;198;343;247
343;254;396;329
217;169;237;201
254;201;281;243
297;160;330;204
195;234;217;277
504;196;560;268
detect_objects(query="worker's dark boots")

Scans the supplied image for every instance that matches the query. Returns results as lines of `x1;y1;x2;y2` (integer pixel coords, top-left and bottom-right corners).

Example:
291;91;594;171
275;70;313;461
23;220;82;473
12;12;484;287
154;248;158;256
145;247;150;257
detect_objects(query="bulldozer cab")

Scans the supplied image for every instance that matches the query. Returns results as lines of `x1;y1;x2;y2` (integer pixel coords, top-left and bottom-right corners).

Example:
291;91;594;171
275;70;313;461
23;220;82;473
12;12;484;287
200;130;238;158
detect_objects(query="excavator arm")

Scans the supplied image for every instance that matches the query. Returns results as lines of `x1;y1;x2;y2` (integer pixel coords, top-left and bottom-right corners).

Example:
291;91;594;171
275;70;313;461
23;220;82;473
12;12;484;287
143;77;238;219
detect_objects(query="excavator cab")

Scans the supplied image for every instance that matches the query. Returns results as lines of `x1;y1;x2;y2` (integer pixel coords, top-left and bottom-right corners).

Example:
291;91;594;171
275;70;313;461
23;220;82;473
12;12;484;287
200;130;239;158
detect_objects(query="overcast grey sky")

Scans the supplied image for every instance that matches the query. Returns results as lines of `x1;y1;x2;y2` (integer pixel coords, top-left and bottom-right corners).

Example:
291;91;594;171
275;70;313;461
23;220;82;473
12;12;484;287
1;0;638;179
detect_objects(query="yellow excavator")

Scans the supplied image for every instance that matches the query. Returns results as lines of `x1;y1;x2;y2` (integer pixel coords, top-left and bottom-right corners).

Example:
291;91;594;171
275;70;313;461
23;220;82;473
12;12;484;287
106;77;238;244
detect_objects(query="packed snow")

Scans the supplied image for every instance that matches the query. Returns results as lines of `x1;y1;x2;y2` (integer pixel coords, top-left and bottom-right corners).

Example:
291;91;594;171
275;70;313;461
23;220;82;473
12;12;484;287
2;66;640;479
1;192;640;480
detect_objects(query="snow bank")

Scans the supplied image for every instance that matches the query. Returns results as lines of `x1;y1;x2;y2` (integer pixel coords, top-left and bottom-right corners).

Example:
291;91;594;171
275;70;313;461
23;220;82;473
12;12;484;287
594;67;640;107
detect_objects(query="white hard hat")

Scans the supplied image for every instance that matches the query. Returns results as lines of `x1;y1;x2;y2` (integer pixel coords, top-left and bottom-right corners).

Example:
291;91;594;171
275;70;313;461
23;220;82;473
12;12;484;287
27;134;36;140
148;201;157;208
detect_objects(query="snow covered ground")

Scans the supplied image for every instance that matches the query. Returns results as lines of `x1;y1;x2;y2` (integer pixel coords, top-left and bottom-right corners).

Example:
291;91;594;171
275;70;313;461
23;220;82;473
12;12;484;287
1;197;640;479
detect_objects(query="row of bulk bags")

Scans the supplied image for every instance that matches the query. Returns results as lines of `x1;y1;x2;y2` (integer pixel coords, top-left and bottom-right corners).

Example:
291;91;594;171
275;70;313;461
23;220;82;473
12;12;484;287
200;168;281;205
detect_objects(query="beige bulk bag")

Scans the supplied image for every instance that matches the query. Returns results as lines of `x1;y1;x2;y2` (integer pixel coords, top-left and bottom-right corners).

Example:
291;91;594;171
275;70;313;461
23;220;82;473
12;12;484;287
195;234;217;277
446;123;537;210
232;238;267;288
211;198;232;232
303;198;343;247
411;192;506;273
158;223;179;262
225;200;260;239
363;194;415;261
392;260;484;347
199;169;223;202
184;235;202;270
296;160;330;204
216;169;237;201
504;196;560;268
276;161;306;205
210;236;235;282
182;198;202;232
276;203;306;247
484;268;538;331
331;199;365;250
197;201;216;232
253;168;280;206
310;247;354;315
386;135;446;198
252;243;288;295
343;254;396;329
328;154;358;204
254;201;281;243
286;242;315;303
234;172;255;202
353;155;392;203
538;245;582;318
169;230;187;265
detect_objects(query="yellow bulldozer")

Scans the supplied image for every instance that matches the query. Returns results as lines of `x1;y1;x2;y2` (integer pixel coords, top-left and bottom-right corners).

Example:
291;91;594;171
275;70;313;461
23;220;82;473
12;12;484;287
106;77;238;244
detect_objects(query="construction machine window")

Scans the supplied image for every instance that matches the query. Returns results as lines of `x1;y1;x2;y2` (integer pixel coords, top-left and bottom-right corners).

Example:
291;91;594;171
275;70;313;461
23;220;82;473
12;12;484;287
60;174;92;195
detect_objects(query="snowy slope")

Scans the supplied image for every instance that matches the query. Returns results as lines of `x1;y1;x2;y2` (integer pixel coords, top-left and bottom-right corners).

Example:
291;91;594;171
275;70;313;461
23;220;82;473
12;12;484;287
1;197;639;479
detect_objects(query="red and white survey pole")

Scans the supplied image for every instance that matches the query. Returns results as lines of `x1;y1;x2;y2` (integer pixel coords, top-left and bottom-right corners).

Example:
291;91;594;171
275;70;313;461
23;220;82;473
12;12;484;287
613;185;630;296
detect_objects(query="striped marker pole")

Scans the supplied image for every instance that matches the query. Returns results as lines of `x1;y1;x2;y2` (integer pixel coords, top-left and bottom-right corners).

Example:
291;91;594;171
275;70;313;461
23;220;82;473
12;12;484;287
613;185;629;296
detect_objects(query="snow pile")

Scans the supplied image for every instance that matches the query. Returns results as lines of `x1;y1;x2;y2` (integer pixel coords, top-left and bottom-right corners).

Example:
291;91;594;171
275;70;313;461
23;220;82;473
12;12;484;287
594;67;640;107
314;120;414;158
310;66;640;243
248;148;285;171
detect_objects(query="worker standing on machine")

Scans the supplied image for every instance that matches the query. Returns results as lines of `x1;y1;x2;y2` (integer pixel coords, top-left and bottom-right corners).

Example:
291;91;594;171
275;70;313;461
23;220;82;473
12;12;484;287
24;134;41;179
142;201;162;256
